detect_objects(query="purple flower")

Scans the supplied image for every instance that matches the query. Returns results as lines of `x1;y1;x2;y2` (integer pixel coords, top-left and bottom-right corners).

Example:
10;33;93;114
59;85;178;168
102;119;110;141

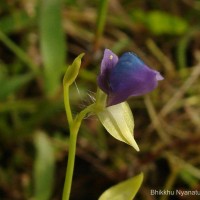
98;49;164;106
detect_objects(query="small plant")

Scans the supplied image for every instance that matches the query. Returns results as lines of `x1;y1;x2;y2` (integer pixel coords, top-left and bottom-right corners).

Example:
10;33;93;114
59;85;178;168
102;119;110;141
62;49;163;200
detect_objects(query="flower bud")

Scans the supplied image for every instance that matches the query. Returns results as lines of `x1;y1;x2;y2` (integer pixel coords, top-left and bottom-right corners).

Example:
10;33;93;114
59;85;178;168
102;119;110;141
63;53;85;86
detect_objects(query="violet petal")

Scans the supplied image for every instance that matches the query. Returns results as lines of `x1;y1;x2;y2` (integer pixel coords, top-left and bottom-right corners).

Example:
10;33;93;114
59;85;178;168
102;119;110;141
108;52;163;106
100;49;118;74
98;49;118;93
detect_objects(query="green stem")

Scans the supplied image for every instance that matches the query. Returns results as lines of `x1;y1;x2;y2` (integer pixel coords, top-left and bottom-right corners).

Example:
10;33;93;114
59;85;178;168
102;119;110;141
63;86;73;126
62;123;78;200
62;103;96;200
76;103;96;122
63;83;73;127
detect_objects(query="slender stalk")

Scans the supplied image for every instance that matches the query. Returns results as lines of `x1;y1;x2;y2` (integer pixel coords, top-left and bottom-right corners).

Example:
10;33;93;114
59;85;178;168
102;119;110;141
62;124;78;200
62;103;96;200
76;103;96;122
63;86;73;126
62;52;92;199
62;82;74;200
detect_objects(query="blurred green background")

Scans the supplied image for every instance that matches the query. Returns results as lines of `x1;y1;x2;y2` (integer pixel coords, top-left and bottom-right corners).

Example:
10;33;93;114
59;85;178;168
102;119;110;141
0;0;200;199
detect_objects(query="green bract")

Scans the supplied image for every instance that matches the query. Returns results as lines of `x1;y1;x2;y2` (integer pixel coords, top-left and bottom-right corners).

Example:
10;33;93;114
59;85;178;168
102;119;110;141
63;53;85;86
97;102;139;151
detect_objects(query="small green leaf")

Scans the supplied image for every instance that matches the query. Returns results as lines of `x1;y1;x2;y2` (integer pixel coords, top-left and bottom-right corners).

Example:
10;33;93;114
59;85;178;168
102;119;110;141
34;131;55;200
97;102;139;151
99;173;143;200
63;53;85;86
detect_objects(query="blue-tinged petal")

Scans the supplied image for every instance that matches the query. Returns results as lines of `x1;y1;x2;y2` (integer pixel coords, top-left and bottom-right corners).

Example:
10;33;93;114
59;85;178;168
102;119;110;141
98;49;118;93
108;52;163;106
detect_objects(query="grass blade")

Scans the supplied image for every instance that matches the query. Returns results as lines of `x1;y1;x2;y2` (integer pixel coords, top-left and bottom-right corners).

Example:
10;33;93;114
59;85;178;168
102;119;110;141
39;0;66;96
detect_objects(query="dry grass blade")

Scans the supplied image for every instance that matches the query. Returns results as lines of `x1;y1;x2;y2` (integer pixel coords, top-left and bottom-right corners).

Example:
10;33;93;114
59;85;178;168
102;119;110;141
160;63;200;117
